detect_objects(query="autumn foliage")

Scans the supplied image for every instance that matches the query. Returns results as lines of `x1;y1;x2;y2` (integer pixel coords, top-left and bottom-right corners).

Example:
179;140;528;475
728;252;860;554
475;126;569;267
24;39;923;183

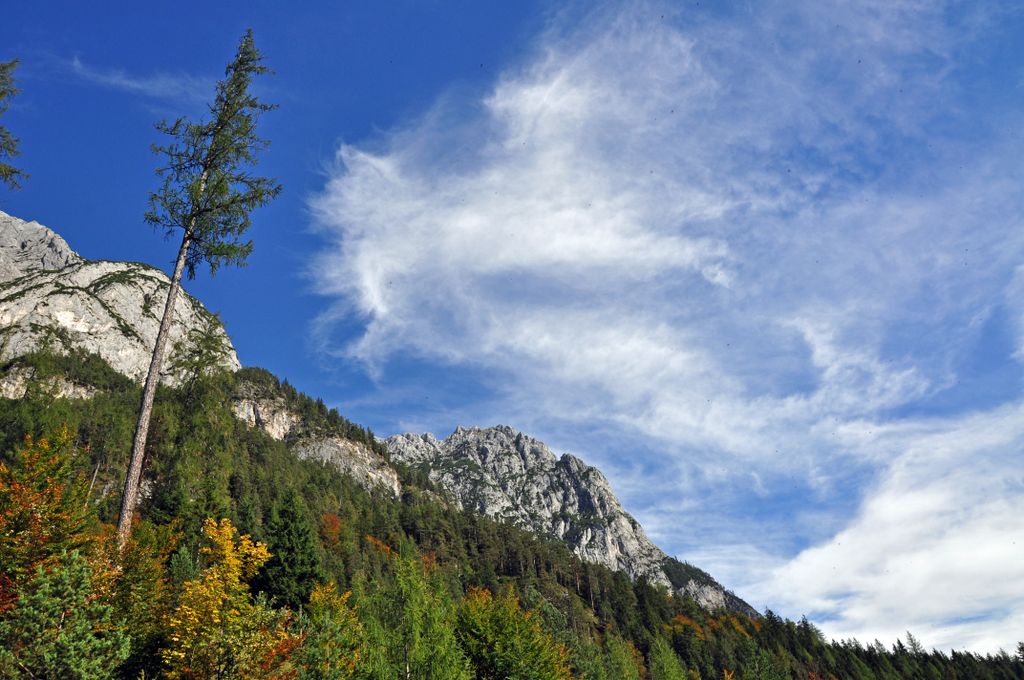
161;517;293;679
0;399;1020;679
0;427;95;611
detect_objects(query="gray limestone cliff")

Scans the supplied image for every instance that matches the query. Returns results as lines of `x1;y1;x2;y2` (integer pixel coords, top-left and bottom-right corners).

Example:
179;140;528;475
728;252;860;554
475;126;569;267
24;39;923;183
230;372;401;498
0;211;240;385
387;425;757;616
0;212;396;498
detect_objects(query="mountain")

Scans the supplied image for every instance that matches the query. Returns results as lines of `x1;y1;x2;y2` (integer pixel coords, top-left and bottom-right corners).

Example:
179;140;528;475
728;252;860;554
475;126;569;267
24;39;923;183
0;210;752;616
231;368;401;498
0;210;239;390
387;425;756;616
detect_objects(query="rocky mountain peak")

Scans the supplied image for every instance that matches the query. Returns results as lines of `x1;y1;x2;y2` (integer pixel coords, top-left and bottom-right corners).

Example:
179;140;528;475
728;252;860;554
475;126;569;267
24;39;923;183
387;424;757;616
0;212;240;386
0;210;81;280
1;214;755;617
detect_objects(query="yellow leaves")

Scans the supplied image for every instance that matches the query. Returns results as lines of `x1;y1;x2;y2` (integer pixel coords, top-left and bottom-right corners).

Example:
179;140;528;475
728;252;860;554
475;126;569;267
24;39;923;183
161;518;292;679
199;517;270;583
309;581;351;612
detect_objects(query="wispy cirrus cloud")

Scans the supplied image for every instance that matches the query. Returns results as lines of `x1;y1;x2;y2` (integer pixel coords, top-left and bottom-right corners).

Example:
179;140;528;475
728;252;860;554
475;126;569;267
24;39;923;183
735;403;1024;652
310;0;1024;651
69;55;212;103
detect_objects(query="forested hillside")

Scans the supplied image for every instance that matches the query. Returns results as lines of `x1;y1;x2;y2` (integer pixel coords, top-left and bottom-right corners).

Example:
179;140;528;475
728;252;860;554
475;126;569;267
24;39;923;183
1;349;1021;679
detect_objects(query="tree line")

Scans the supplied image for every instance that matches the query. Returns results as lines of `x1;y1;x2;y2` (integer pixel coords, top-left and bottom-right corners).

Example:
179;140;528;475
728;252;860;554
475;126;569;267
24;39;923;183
1;350;1022;678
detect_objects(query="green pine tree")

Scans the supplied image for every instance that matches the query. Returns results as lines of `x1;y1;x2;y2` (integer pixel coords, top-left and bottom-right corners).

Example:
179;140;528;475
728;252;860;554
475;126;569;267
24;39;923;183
117;28;281;548
455;587;572;679
740;646;787;680
256;487;325;609
0;58;26;190
0;551;130;679
569;635;610;680
603;632;645;680
649;635;687;680
357;552;472;680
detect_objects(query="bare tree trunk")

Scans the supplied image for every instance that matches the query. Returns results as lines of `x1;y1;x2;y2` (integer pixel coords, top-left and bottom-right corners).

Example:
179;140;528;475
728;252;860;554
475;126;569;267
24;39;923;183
116;227;192;549
84;462;100;512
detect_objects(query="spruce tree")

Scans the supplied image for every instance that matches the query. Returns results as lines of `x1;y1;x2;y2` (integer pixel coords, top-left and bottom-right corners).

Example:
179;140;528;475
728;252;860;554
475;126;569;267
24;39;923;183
0;551;130;679
648;635;687;680
255;487;325;609
117;29;281;547
0;58;26;190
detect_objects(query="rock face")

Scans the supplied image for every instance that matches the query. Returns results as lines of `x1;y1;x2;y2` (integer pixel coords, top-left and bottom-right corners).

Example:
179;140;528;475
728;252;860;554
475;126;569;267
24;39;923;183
0;365;96;400
387;425;756;615
0;211;240;383
231;381;401;498
232;396;303;442
294;437;401;499
387;426;668;582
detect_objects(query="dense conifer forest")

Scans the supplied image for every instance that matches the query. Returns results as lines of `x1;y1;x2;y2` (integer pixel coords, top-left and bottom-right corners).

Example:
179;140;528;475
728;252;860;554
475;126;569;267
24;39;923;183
0;350;1021;678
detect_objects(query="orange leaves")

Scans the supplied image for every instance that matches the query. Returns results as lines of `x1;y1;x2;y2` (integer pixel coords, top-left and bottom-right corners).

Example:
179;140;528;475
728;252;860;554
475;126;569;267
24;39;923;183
727;615;754;639
667;614;707;641
364;533;395;559
464;585;494;608
320;512;343;548
0;426;94;611
667;612;760;645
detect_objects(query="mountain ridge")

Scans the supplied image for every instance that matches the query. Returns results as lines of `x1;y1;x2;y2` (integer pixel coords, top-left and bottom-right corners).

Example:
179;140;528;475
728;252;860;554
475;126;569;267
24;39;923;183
0;211;755;617
0;210;240;387
387;424;756;616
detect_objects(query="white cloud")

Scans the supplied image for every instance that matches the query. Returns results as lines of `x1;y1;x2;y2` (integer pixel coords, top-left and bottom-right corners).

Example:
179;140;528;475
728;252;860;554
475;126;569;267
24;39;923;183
310;0;1024;651
741;405;1024;652
70;55;212;103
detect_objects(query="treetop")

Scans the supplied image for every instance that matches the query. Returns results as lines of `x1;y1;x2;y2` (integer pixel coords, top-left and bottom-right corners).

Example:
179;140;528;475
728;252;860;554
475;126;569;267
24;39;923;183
145;29;281;279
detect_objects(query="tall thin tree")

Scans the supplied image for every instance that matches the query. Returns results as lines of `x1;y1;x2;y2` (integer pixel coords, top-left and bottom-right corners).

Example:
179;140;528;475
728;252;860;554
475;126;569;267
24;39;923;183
0;58;27;190
117;30;281;548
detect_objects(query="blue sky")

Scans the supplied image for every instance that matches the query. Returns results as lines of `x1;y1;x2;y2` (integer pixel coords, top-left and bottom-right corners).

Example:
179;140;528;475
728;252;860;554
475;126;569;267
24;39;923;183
5;1;1024;653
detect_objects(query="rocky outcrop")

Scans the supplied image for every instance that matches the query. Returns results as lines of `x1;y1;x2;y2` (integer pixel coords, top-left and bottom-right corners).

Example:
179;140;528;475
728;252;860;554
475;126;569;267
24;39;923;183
232;397;303;441
387;426;669;582
231;374;400;497
0;211;239;384
387;425;756;615
0;365;96;400
294;437;401;498
0;212;81;280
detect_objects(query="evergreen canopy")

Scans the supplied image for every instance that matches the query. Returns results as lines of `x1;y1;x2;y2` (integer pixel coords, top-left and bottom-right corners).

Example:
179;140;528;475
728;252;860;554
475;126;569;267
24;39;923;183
0;59;26;190
144;29;281;279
